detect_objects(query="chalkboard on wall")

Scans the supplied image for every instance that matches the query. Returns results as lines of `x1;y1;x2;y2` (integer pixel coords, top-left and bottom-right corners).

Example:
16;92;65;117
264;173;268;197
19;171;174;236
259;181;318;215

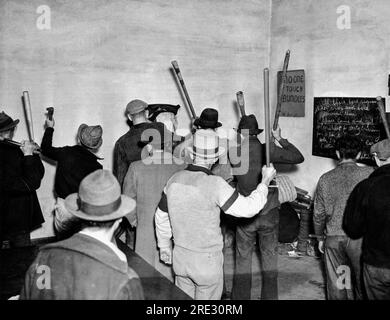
312;97;387;160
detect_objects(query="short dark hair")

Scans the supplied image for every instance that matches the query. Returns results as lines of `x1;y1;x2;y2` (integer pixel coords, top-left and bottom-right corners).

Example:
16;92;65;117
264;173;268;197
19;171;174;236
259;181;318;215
80;219;118;230
334;135;362;159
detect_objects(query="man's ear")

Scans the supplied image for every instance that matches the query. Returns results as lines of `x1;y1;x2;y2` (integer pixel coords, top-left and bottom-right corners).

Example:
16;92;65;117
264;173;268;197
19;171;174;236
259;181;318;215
113;218;122;231
127;114;132;122
335;150;341;160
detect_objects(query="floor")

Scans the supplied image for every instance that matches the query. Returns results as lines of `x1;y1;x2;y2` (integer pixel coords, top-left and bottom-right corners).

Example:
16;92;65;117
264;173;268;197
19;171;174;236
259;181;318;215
223;242;326;300
1;240;326;300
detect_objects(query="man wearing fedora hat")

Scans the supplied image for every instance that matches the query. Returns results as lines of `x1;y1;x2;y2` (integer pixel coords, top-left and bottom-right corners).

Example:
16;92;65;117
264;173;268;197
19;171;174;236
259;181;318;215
155;129;276;300
0;111;45;248
41;116;103;237
230;114;304;300
173;107;232;180
344;139;390;300
123;122;186;281
113;99;162;188
173;108;222;160
20;169;144;300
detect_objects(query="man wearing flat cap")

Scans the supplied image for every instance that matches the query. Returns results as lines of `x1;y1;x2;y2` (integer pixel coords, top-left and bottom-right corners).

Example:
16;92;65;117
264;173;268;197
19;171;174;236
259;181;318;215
344;138;390;300
0;111;44;248
41;115;103;237
113;99;161;188
20;169;144;300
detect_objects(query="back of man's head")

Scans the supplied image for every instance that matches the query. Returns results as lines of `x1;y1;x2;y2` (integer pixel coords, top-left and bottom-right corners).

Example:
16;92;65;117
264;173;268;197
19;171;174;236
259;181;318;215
335;135;362;160
130;110;148;124
156;112;177;133
126;99;149;125
80;219;118;231
370;138;390;166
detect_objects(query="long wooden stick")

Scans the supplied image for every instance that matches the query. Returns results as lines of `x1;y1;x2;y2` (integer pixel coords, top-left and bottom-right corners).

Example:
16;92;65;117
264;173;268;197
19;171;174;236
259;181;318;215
236;91;246;116
171;60;197;120
376;96;390;139
273;50;290;130
264;68;271;167
22;91;34;141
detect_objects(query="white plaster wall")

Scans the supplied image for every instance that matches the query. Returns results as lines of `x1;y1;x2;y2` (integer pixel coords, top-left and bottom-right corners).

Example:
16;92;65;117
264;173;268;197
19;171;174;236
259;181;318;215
0;0;271;238
269;0;390;195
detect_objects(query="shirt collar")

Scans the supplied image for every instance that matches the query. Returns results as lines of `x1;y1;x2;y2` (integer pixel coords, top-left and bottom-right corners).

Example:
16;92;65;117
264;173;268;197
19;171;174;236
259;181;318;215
185;164;214;175
79;230;127;263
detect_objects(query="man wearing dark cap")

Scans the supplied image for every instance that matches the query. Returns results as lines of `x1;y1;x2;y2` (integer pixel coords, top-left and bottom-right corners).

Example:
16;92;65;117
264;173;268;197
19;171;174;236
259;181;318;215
148;104;186;154
230;114;304;300
147;104;180;134
123;122;186;281
344;138;390;300
41;115;103;237
0;111;44;248
20;169;143;300
113;99;161;188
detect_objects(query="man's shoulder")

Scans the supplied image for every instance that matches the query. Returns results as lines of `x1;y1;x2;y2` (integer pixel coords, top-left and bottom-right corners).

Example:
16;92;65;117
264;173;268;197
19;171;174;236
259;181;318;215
115;130;132;145
318;167;337;183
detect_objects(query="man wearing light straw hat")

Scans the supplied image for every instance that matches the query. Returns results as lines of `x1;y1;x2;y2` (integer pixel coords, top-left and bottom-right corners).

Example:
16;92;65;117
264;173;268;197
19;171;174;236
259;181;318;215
155;129;276;300
20;169;144;300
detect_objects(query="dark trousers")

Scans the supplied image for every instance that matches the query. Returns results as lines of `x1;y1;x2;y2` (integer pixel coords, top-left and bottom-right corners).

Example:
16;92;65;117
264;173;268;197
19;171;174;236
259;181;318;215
232;208;279;300
297;207;312;253
324;236;363;300
363;263;390;300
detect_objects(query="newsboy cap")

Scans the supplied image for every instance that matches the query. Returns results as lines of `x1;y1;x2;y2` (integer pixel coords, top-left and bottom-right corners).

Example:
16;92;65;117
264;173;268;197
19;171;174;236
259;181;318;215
126;99;148;115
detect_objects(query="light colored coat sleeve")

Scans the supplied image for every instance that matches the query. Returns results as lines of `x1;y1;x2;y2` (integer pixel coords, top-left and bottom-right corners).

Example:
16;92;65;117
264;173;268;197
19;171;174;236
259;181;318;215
122;164;137;225
214;176;269;218
155;206;172;249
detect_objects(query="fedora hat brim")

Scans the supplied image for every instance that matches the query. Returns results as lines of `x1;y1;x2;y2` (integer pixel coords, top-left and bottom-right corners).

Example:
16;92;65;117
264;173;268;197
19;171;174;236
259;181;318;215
64;193;136;222
186;146;226;160
0;119;19;132
236;128;264;135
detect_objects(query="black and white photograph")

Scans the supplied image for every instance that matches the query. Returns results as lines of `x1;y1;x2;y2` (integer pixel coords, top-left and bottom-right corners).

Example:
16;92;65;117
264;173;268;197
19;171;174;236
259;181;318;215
1;0;390;312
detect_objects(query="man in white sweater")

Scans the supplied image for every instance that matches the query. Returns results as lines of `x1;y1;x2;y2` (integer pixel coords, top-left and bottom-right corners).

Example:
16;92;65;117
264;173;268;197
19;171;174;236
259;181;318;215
155;129;276;300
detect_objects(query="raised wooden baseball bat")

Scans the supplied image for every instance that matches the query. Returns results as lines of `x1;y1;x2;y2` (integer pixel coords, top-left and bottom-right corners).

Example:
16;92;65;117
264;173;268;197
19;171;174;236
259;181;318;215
22;91;34;141
376;96;390;139
171;60;197;120
264;68;271;167
46;107;54;121
236;91;246;116
273;50;290;130
0;137;41;153
0;137;21;147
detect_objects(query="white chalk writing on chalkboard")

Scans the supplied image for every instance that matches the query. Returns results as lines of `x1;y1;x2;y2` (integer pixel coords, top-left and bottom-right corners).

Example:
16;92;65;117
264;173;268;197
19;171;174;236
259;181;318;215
312;97;386;161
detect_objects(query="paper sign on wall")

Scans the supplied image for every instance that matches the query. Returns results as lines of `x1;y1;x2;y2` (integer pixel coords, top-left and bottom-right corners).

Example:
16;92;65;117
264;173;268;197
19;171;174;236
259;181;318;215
277;69;305;117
